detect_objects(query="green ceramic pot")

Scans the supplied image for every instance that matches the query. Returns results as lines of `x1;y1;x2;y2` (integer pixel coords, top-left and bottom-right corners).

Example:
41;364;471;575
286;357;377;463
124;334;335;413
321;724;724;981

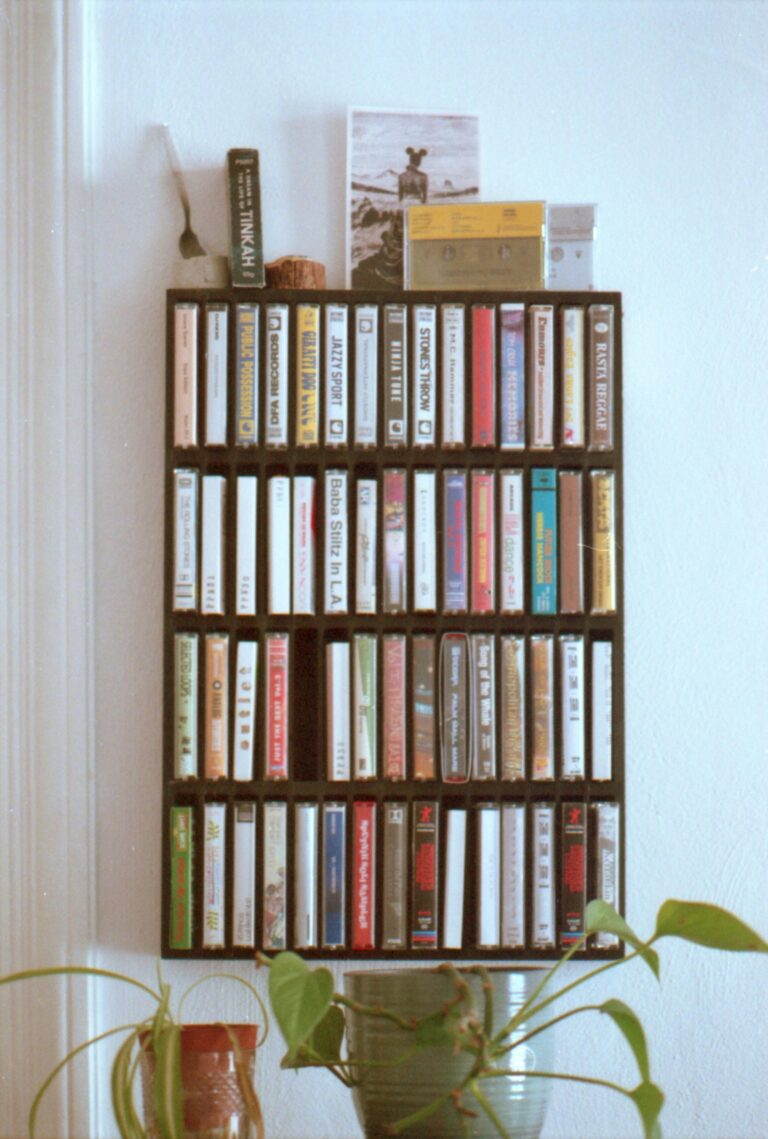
344;967;553;1139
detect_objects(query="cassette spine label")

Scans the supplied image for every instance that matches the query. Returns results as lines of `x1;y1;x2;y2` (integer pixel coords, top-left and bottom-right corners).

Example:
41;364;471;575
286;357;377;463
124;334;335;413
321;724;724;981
235;303;258;445
294;803;318;948
353;801;376;949
265;632;289;779
561;307;585;447
440;632;469;782
590;470;616;614
233;802;256;948
501;634;525;780
443;470;467;613
201;474;225;616
471;305;495;446
412;305;436;445
174;632;198;779
591;641;613;780
412;635;436;780
561;802;587;947
293;475;316;615
383;802;407;949
325;470;349;613
355;479;377;614
529;305;553;449
262;801;287;949
501;804;526;948
384;304;408;446
204;633;229;779
354;305;378;446
383;469;406;613
233;639;258;781
173;469;198;612
531;468;557;615
500;470;524;614
559;470;584;614
296;304;320;446
265;304;289;448
236;475;257;615
327;641;351;780
174;303;198;448
471;633;496;779
441;305;465;447
170;806;193;950
203;803;226;949
593;802;620;947
471;470;495;613
477;803;501;948
500;303;525;449
267;476;291;614
442;809;467;949
588;304;614;450
383;634;406;780
322;802;346;949
560;635;585;780
531;634;554;781
205;304;228;446
353;634;377;779
325;304;349;445
412;800;438;948
532;803;555;948
413;470;436;612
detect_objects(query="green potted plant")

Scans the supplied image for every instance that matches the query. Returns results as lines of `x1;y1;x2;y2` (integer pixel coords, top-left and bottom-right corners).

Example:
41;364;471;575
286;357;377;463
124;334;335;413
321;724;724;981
0;962;267;1139
263;898;768;1139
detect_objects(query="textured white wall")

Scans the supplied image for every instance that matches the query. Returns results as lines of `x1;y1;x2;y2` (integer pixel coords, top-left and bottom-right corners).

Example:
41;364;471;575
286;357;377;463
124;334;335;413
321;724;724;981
80;1;768;1137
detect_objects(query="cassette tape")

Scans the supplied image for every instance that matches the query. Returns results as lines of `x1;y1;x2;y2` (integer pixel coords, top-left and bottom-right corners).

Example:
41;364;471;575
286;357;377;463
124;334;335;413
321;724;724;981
405;202;545;290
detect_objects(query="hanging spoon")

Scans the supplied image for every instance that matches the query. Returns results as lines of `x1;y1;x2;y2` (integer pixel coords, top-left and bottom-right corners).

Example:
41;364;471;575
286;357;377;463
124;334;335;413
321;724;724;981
161;124;206;259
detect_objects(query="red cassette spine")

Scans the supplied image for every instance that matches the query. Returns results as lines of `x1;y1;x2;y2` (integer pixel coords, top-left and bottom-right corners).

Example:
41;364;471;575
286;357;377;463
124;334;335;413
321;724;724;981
353;800;376;949
412;800;439;948
471;305;495;446
560;802;587;947
265;633;289;779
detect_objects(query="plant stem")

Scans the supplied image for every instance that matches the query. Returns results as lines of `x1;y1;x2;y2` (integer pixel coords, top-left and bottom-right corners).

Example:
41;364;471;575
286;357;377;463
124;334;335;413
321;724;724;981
0;965;161;1003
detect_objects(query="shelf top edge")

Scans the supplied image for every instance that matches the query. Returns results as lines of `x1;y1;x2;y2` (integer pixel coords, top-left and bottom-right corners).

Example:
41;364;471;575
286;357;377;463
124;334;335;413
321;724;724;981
166;286;624;307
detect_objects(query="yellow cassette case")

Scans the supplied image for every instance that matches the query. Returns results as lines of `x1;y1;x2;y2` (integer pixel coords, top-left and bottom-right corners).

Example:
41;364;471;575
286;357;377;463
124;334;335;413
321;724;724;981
406;202;545;290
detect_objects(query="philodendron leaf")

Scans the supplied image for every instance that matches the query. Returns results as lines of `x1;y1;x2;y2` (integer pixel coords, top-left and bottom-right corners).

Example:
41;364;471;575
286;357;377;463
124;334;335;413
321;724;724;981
600;999;650;1082
268;952;334;1063
629;1079;664;1139
655;900;768;953
585;901;660;979
305;1005;346;1065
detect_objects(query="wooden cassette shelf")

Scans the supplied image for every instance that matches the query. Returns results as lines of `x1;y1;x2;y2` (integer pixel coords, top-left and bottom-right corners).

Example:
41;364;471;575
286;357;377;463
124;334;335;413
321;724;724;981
162;286;624;961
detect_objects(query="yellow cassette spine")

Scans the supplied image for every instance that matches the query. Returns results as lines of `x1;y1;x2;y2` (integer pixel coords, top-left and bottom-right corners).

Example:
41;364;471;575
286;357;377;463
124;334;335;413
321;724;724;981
590;470;617;614
296;304;320;446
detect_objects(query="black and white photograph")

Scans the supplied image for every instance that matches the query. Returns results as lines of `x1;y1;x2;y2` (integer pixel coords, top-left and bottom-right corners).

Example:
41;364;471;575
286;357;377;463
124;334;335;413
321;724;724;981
347;107;480;288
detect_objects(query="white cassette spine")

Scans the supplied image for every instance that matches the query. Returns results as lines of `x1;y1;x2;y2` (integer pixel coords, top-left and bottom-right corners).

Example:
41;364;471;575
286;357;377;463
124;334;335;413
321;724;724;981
594;802;620;947
327;642;351;780
356;479;377;614
203;802;226;949
560;635;585;779
265;304;289;447
174;632;198;779
442;809;467;949
233;640;258;781
233;803;256;948
354;634;377;779
325;304;349;445
412;305;437;446
201;474;225;615
293;475;316;614
174;303;198;447
173;469;198;611
384;303;408;445
354;305;378;446
205;305;228;445
294;804;319;949
413;470;436;612
325;470;348;613
441;304;465;446
501;804;526;948
561;306;585;447
477;804;501;949
500;470;524;614
267;476;291;614
236;476;257;616
531;634;555;781
532;804;555;948
530;305;554;449
592;641;613;779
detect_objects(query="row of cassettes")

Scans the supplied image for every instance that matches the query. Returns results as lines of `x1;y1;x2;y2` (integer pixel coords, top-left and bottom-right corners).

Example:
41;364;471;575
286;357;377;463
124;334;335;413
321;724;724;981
172;630;614;784
169;799;620;954
173;300;615;453
172;466;617;617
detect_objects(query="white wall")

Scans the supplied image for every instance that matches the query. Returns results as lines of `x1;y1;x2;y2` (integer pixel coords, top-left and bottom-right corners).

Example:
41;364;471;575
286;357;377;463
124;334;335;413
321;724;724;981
4;1;768;1137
